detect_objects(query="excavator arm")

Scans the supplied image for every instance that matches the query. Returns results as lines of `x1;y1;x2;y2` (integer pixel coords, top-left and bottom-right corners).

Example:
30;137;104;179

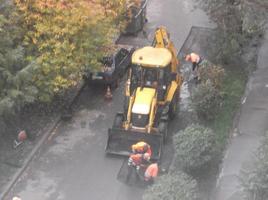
153;27;179;73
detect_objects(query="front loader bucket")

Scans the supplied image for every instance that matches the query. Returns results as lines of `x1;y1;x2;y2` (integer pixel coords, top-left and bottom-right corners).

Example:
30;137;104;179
117;159;147;186
105;128;163;160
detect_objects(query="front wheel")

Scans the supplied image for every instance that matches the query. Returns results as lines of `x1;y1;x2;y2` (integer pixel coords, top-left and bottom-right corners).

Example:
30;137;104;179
113;114;124;128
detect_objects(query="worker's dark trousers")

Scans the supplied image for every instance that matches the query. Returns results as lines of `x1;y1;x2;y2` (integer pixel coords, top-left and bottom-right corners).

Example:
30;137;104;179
192;58;203;79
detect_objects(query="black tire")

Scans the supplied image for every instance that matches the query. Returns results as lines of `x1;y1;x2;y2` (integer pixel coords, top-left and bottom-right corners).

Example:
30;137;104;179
169;90;179;120
113;114;124;128
159;121;168;143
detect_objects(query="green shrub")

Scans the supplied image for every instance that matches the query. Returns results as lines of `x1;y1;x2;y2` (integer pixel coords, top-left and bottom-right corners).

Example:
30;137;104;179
199;59;225;89
191;80;223;121
143;171;199;200
191;60;224;121
240;134;268;200
173;124;218;174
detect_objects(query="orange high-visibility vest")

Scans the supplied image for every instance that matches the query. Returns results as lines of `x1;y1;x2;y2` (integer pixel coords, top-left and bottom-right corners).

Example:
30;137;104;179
144;163;158;180
186;53;200;63
129;154;143;166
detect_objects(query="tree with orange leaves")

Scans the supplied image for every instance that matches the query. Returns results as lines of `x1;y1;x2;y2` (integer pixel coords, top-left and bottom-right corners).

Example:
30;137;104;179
14;0;126;101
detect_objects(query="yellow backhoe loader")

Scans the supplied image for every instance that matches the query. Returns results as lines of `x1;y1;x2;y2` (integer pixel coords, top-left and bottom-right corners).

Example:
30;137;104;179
105;27;183;160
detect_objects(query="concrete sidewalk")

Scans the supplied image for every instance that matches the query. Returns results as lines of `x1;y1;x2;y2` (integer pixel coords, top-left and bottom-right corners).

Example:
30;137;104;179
214;30;268;200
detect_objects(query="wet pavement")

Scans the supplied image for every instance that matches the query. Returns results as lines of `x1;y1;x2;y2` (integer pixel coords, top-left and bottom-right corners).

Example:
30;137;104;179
4;0;214;199
214;30;268;200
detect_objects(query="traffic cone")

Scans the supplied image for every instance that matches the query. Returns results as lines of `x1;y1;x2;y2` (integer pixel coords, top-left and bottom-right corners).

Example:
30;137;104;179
105;86;113;100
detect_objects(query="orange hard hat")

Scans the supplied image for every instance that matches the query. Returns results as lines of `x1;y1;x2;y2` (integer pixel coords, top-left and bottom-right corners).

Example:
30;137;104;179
131;144;137;151
132;141;145;149
144;163;159;180
185;54;191;61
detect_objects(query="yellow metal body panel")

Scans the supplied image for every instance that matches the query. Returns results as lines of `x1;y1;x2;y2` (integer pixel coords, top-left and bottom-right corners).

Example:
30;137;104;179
154;26;179;73
125;87;156;131
148;97;157;133
125;94;135;130
132;47;172;68
166;81;178;102
133;87;156;108
123;27;184;133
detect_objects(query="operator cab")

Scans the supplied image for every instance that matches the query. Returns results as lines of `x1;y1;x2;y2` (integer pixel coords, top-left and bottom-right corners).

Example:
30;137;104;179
130;46;176;100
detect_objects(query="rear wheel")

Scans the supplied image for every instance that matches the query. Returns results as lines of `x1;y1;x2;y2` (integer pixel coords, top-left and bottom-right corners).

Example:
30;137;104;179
169;89;179;120
159;121;168;144
113;114;124;128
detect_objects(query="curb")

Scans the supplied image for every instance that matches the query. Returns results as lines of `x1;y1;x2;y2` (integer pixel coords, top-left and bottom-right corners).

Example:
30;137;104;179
1;82;86;200
211;29;268;200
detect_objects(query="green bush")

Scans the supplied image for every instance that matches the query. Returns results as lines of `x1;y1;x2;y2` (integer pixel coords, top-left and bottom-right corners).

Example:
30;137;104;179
191;80;223;121
191;60;224;121
199;59;225;89
143;171;199;200
0;3;35;117
201;0;266;65
173;124;217;174
240;134;268;200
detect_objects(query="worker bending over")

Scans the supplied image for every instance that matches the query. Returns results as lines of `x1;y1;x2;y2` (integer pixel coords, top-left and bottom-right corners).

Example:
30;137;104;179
126;152;151;183
128;153;151;170
185;52;202;80
131;141;152;157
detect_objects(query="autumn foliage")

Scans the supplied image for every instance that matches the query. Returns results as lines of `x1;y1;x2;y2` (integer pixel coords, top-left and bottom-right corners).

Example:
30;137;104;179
0;0;127;127
14;0;126;100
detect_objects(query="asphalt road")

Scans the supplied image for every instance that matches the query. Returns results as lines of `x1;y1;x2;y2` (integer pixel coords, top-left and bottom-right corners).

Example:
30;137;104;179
5;0;213;199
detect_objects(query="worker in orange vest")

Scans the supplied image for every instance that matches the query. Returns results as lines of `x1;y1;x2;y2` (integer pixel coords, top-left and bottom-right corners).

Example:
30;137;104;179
131;141;152;157
126;152;151;183
144;163;159;182
185;52;202;80
128;153;151;170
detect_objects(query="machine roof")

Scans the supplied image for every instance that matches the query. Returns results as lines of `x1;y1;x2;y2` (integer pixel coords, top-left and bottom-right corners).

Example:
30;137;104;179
132;46;172;68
